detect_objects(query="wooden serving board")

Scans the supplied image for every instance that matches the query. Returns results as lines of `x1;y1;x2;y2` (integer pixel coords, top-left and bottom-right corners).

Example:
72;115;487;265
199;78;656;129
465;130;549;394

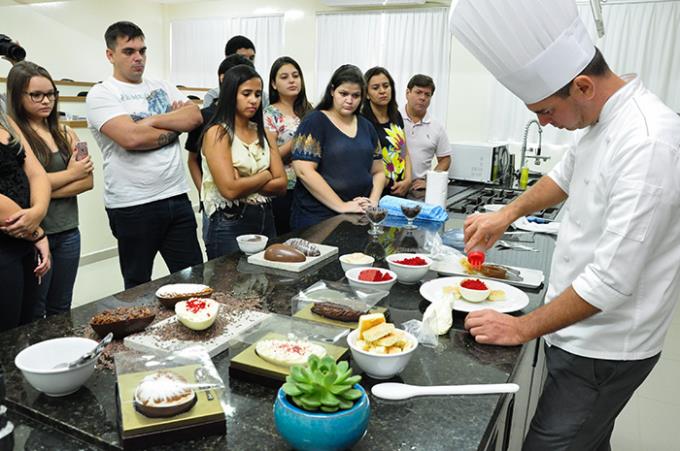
230;333;348;381
293;304;388;330
124;310;270;358
247;244;338;273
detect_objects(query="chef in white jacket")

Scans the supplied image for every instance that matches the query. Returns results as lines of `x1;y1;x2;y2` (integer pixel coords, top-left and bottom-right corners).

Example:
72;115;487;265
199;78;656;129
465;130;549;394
451;0;680;449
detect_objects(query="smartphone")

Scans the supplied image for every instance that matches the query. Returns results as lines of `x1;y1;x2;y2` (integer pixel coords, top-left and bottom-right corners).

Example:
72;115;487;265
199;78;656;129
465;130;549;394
75;141;89;161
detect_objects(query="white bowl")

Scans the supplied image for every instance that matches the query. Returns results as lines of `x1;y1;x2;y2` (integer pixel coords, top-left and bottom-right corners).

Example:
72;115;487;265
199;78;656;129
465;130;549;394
347;329;418;379
459;280;491;303
14;337;98;397
385;253;433;285
339;253;375;272
345;267;397;292
236;234;268;255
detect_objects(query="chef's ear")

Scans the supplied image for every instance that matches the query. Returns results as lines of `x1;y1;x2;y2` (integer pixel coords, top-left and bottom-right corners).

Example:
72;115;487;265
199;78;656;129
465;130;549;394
572;75;596;101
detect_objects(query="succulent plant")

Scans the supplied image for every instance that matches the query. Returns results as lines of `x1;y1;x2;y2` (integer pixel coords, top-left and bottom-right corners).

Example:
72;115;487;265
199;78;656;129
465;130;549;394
282;354;362;413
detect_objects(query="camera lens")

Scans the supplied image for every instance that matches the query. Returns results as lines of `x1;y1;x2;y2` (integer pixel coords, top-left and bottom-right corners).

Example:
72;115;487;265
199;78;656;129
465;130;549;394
0;35;26;62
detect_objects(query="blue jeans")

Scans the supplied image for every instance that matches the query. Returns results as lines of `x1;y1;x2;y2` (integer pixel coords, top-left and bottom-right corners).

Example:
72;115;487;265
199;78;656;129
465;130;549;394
204;203;275;260
34;228;80;319
106;194;203;289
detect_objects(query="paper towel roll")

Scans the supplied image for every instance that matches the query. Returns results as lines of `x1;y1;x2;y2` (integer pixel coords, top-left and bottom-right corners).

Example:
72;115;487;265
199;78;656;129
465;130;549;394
425;170;448;208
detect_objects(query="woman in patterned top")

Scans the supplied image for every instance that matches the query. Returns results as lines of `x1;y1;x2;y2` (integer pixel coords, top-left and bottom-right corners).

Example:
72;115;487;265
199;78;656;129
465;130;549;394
290;65;386;229
361;67;412;197
200;65;286;259
0;111;51;332
264;57;313;235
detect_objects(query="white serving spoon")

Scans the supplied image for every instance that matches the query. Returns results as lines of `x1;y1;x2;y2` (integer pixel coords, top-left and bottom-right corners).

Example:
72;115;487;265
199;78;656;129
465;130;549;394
371;382;520;400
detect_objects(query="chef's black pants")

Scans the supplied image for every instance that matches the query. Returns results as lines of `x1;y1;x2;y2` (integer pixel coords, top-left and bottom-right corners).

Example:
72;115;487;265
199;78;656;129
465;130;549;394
523;345;659;451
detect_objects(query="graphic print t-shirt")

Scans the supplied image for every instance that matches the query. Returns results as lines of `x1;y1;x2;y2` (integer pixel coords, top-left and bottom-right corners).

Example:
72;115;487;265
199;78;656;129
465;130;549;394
86;77;188;208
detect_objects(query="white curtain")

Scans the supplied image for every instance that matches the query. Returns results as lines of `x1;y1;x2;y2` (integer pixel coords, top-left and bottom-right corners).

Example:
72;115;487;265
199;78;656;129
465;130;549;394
486;0;680;149
316;8;451;122
170;15;284;88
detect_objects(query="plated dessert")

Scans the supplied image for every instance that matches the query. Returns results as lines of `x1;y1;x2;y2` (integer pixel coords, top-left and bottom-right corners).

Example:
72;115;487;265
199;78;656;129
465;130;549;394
443;278;506;303
90;306;155;339
155;284;214;309
255;338;327;367
175;298;220;331
133;370;197;418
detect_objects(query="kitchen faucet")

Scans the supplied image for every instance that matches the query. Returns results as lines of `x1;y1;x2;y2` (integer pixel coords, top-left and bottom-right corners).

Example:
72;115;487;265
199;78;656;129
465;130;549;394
519;119;550;168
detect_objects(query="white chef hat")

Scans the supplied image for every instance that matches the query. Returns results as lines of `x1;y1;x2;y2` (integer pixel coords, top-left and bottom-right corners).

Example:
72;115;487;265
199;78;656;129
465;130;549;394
450;0;595;104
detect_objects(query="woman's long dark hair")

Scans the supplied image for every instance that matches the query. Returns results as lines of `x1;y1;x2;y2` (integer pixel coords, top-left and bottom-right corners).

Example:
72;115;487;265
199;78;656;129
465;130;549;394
268;56;313;119
361;66;401;126
315;64;365;114
6;61;71;166
204;64;267;149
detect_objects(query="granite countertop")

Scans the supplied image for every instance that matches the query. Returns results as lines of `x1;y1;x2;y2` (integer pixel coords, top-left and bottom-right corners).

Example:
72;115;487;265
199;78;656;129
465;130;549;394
0;212;556;451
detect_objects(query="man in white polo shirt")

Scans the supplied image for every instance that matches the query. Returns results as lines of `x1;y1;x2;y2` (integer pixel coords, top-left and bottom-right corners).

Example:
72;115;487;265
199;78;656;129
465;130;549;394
401;74;452;192
86;21;203;289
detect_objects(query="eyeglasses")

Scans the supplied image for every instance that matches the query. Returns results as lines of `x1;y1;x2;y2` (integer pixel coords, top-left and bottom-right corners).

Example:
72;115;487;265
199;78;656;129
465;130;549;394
24;90;59;103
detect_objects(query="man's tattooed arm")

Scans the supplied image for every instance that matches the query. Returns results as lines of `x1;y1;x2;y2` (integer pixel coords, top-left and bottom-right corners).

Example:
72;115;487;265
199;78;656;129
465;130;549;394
157;131;179;148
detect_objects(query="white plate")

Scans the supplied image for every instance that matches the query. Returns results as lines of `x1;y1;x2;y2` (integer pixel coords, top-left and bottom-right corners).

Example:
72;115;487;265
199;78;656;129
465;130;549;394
430;255;544;289
419;276;530;313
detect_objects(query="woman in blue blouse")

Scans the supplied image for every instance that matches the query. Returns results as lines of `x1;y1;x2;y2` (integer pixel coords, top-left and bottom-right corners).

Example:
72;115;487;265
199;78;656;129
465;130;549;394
290;65;385;229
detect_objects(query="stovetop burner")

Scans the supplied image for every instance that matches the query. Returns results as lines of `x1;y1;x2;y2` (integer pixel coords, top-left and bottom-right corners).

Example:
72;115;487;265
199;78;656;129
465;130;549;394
448;186;562;220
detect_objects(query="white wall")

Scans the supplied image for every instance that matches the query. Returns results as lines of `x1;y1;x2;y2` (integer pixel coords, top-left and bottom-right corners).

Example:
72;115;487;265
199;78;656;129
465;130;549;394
0;0;498;261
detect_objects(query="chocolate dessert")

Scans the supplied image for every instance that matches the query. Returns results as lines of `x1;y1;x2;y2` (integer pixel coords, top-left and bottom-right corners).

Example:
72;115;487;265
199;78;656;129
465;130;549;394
264;244;306;263
284;238;321;257
400;204;422;219
311;302;367;322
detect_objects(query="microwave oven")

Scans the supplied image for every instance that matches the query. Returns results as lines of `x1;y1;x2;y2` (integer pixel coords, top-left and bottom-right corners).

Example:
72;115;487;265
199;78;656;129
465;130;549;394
448;142;510;184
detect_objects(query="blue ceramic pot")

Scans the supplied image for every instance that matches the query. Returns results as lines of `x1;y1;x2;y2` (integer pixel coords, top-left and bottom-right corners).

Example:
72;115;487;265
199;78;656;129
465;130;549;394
273;384;370;451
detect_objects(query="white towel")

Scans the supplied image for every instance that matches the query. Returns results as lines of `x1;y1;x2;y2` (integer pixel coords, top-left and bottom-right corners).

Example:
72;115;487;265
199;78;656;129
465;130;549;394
513;217;561;234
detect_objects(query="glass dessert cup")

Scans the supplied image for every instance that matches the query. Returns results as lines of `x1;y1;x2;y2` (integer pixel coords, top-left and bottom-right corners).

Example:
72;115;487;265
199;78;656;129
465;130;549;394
400;204;422;230
365;206;388;235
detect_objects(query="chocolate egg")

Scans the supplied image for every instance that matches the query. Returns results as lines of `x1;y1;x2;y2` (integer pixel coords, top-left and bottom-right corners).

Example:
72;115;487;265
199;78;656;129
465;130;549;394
264;244;306;263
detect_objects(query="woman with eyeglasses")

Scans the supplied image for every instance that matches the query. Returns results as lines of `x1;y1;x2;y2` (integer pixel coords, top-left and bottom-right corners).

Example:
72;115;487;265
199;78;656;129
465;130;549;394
0;109;51;332
264;56;313;235
200;64;286;259
6;61;93;319
290;64;385;229
361;67;412;197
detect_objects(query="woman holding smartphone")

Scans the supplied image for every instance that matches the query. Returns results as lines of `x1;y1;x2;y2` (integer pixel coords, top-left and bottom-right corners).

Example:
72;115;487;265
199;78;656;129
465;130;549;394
7;61;93;319
0;110;51;332
264;56;313;235
201;64;286;259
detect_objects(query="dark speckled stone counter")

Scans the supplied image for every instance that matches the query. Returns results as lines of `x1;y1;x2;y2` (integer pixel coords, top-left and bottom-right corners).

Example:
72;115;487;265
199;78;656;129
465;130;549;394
0;211;556;451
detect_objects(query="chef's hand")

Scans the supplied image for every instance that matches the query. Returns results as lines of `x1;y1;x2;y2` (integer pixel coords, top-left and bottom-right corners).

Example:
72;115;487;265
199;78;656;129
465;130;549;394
339;199;365;214
390;179;411;197
411;179;426;191
34;236;51;278
463;211;511;253
464;309;526;346
1;207;42;238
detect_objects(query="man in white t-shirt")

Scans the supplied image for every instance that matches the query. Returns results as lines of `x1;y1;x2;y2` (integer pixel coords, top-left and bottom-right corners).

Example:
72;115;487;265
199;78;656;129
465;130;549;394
401;74;452;192
86;21;203;289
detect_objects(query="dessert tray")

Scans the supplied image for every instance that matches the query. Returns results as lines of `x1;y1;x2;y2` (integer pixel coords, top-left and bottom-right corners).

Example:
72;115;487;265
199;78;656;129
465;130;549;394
247;243;338;272
430;255;544;289
229;314;350;381
124;309;270;358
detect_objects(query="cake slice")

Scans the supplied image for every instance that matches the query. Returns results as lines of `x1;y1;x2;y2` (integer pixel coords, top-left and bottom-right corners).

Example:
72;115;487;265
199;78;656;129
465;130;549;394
358;313;386;337
362;322;395;342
